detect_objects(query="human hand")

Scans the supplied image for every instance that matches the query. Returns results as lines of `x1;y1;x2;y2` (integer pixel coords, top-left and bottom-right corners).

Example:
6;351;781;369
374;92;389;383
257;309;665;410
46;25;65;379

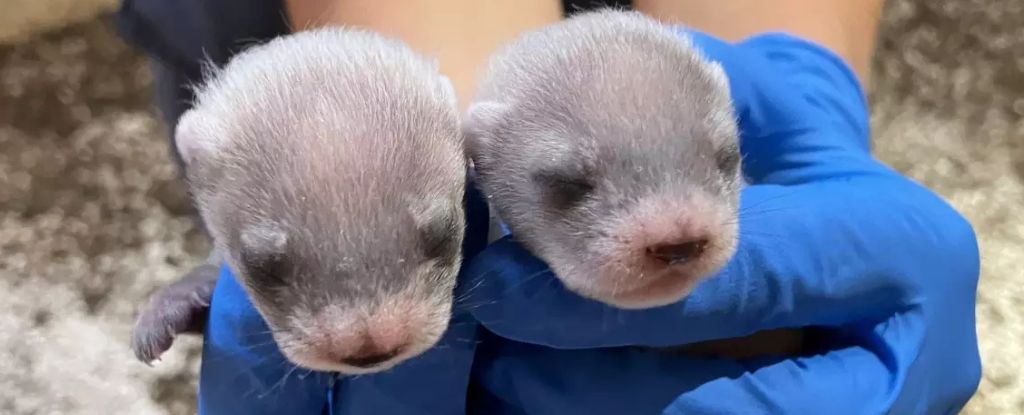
461;29;981;413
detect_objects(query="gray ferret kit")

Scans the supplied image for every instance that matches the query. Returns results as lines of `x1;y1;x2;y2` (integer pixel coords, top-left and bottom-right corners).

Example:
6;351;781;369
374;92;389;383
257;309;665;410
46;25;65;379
130;27;468;374
464;9;802;357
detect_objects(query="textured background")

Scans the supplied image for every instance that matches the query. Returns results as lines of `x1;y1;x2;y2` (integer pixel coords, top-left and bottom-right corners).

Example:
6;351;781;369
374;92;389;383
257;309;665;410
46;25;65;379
0;0;117;45
0;0;1021;414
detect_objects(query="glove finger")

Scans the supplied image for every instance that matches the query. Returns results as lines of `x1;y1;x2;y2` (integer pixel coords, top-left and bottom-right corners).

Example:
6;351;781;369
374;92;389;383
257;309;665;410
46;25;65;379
662;308;984;415
477;311;973;415
694;173;977;339
474;316;906;415
664;327;902;415
471;338;752;415
680;29;872;185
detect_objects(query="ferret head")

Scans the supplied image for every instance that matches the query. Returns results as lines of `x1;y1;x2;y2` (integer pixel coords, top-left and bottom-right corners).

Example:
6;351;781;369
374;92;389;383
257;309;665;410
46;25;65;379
464;10;742;309
174;28;466;374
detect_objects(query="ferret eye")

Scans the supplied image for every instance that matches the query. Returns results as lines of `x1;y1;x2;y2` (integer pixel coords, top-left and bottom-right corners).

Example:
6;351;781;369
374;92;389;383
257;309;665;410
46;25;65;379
417;209;460;263
420;226;456;261
715;144;741;175
240;249;289;288
239;226;290;289
534;171;594;210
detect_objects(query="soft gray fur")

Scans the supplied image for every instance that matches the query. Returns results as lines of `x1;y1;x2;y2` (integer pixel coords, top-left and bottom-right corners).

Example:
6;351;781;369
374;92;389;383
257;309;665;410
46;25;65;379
465;10;743;309
131;28;467;374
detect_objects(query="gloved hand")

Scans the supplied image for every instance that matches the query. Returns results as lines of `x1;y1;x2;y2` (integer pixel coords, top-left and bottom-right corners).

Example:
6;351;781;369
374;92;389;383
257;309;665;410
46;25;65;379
462;29;982;414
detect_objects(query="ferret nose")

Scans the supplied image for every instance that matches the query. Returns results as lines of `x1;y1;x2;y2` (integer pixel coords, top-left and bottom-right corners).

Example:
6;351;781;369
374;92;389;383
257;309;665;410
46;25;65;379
337;344;407;368
646;239;708;265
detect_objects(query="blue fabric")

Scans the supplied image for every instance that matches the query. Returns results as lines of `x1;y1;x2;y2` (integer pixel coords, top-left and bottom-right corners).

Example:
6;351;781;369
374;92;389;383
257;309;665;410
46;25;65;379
195;29;982;415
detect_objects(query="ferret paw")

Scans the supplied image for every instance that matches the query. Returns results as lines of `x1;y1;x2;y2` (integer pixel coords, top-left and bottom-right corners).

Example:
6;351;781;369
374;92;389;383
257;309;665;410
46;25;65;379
130;264;219;365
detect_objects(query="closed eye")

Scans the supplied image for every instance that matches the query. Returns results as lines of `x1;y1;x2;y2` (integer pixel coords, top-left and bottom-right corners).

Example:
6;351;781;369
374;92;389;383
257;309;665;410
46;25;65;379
416;207;461;264
240;249;289;289
420;225;457;261
714;144;741;175
534;171;594;210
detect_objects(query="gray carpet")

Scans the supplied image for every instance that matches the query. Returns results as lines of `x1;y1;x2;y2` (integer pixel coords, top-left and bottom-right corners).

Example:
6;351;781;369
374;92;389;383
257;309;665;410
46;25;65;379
0;1;1020;413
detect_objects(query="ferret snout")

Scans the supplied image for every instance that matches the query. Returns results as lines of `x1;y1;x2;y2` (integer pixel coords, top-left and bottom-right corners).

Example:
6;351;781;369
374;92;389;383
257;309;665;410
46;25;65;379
571;191;737;309
338;344;404;368
313;322;411;370
278;295;449;374
646;239;710;266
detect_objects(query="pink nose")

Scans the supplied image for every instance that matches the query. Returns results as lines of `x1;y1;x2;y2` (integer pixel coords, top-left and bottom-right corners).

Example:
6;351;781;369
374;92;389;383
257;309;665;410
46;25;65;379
337;342;408;368
322;323;413;369
307;301;426;370
646;239;708;266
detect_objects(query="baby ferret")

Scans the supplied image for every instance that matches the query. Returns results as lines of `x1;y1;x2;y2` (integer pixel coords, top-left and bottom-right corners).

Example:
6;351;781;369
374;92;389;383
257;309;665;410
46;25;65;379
465;9;803;357
465;9;740;309
131;27;468;374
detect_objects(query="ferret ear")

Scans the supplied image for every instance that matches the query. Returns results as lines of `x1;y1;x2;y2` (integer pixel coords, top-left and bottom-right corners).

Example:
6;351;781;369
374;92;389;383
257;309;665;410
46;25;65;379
409;197;464;262
238;224;290;286
174;109;219;166
462;101;510;158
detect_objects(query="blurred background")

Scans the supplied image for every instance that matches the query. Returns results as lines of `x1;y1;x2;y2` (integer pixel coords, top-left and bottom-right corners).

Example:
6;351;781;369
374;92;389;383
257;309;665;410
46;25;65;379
0;0;1021;414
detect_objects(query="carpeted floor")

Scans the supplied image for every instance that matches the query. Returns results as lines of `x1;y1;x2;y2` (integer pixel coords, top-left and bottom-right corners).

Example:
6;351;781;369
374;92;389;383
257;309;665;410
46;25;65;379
0;1;1021;414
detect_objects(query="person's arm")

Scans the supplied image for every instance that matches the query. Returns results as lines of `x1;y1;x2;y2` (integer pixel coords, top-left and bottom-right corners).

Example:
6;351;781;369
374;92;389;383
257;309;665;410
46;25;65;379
634;0;886;87
284;0;563;111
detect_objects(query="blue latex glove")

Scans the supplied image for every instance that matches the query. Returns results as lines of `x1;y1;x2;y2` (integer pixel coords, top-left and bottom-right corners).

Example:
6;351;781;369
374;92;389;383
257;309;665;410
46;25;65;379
196;184;492;415
462;30;982;414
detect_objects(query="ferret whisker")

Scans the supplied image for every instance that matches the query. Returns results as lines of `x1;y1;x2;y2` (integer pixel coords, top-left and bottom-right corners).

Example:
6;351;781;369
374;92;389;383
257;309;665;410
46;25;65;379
454;286;486;305
740;188;801;209
453;277;489;303
264;363;301;397
600;302;612;332
487;267;556;295
734;206;797;220
737;237;801;251
233;339;285;351
533;274;562;299
735;228;792;238
454;300;499;311
237;328;278;339
720;206;797;227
